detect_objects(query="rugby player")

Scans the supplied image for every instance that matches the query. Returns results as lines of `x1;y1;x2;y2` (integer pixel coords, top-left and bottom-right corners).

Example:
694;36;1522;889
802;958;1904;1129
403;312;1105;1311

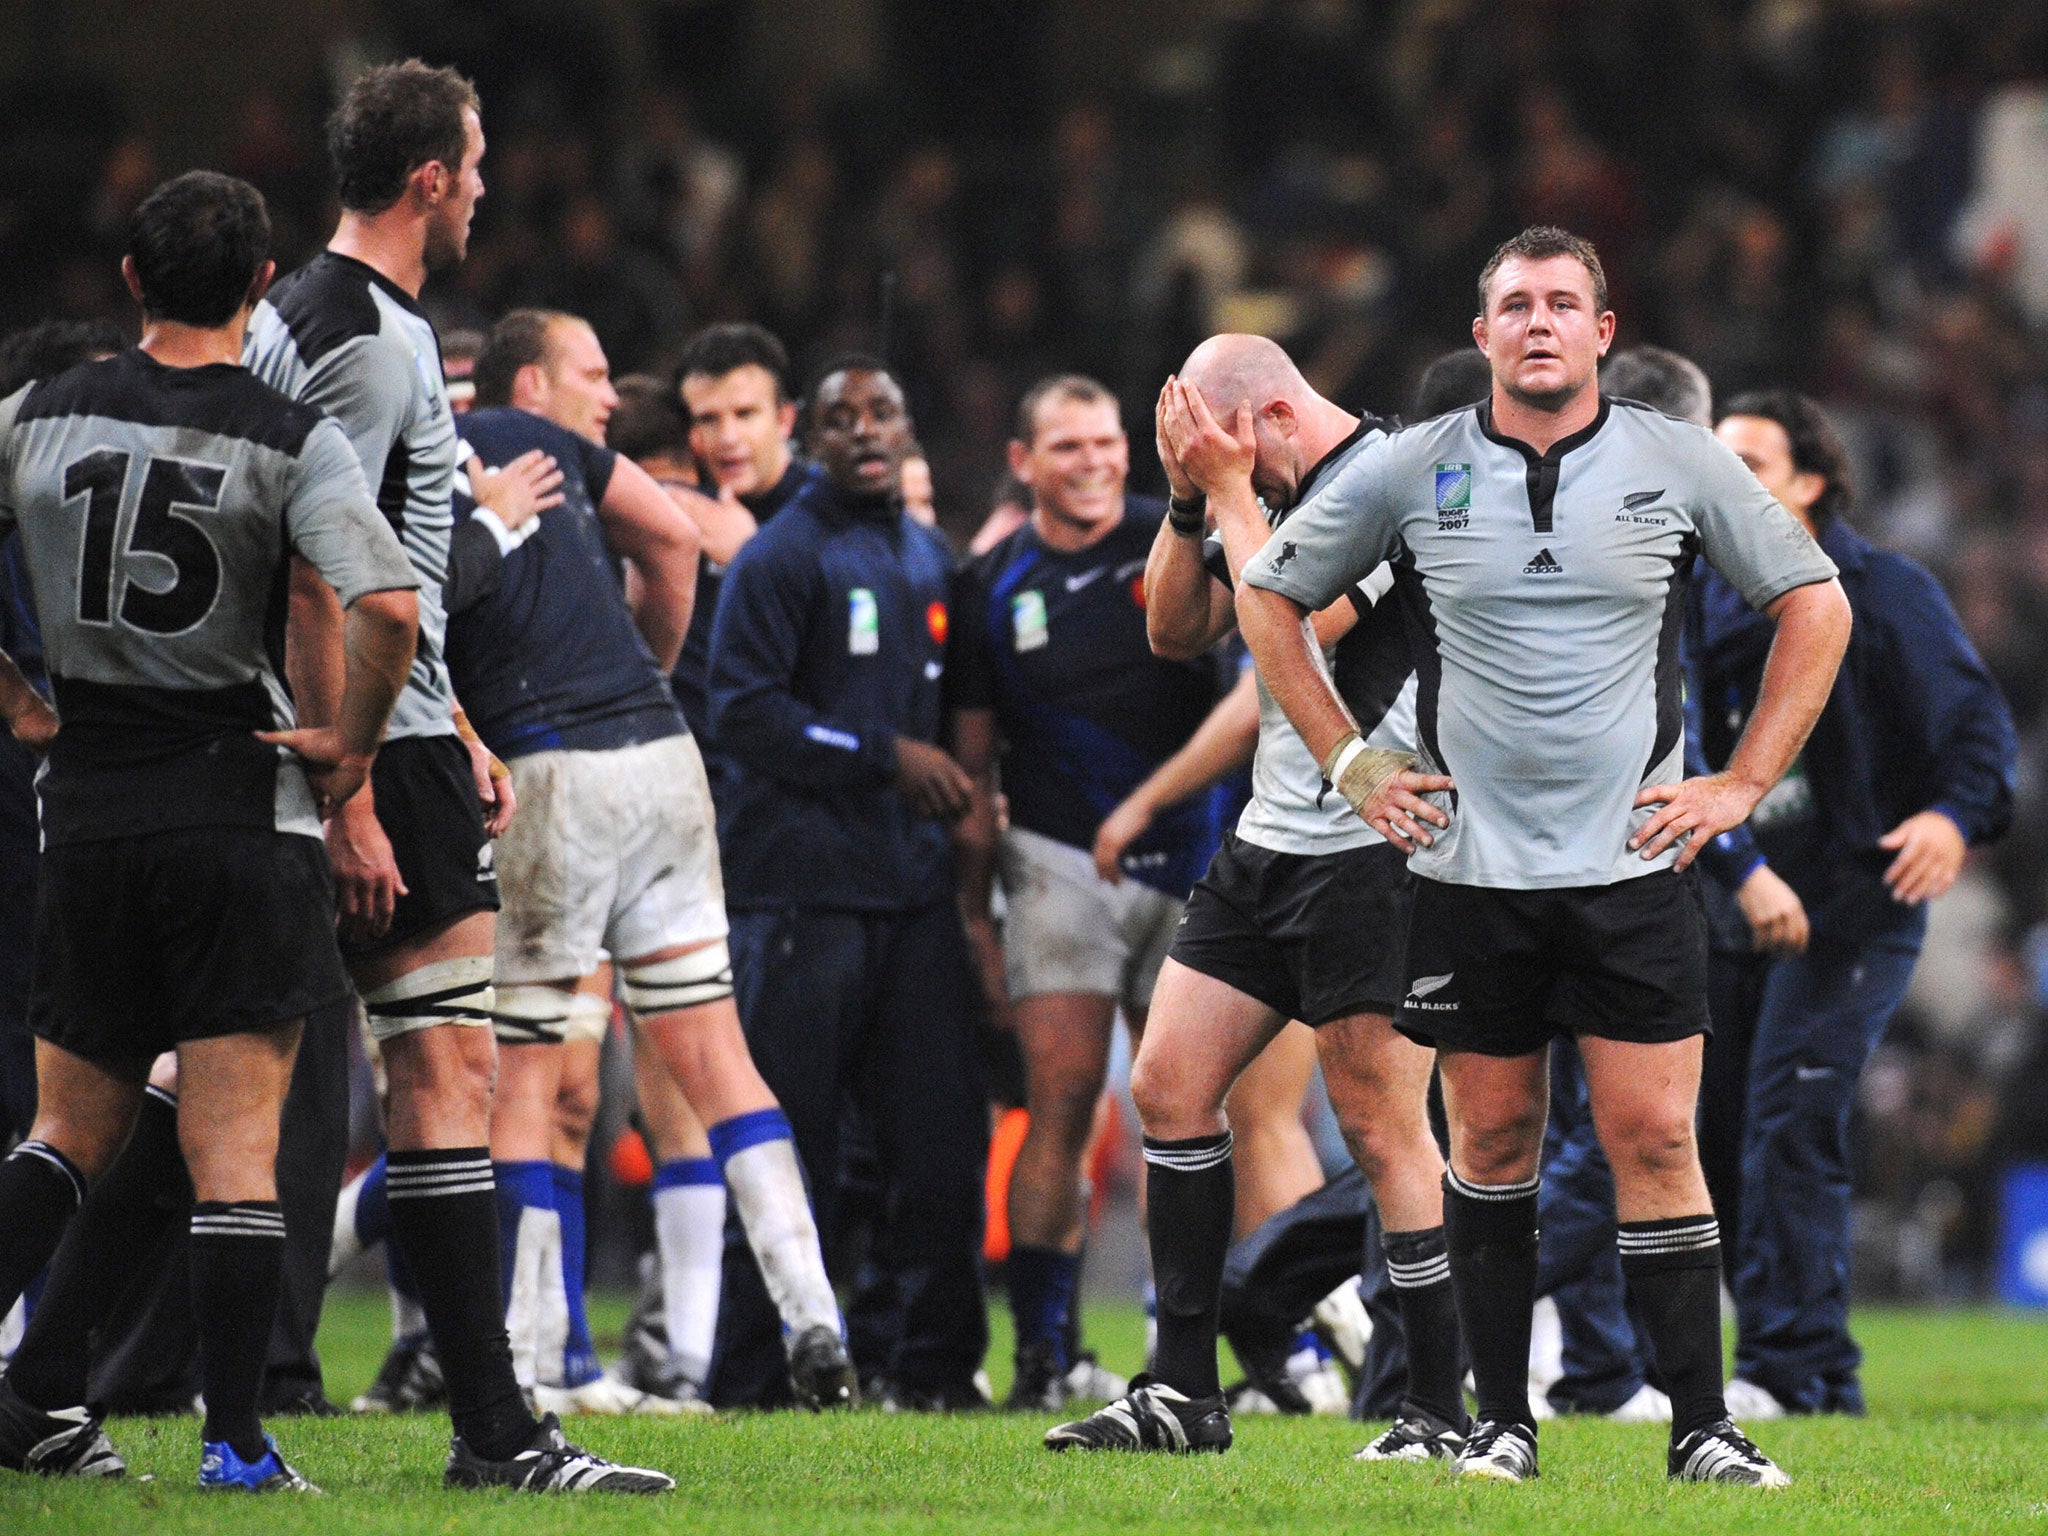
948;374;1246;1410
1231;225;1850;1485
0;171;417;1490
244;61;669;1490
452;308;854;1411
1046;337;1468;1462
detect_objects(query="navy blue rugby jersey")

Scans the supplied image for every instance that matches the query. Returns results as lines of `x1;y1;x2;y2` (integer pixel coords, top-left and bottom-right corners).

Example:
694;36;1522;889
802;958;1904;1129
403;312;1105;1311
949;496;1229;896
445;407;684;761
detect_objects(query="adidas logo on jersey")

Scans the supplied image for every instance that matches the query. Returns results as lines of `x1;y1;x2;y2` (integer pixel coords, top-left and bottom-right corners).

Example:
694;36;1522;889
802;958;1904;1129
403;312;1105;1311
1523;548;1563;575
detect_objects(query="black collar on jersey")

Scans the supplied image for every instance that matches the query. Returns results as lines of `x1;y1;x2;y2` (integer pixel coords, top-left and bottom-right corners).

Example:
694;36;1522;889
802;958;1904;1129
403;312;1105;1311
742;457;814;520
1288;415;1361;508
315;249;429;319
1477;393;1612;535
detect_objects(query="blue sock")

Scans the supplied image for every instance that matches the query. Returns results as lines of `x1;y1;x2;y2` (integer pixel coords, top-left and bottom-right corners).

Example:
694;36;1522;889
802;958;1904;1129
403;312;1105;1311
492;1160;554;1313
705;1106;794;1168
355;1152;390;1248
552;1163;599;1386
1007;1245;1078;1369
652;1157;722;1193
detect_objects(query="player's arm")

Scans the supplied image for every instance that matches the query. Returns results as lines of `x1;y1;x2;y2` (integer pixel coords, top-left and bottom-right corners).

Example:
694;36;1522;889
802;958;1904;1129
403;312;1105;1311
0;646;56;754
271;417;424;934
1870;557;2016;904
444;449;564;617
949;705;1010;1026
1174;382;1452;851
599;454;702;673
1633;578;1849;866
261;585;417;811
709;536;909;791
1634;433;1851;868
1146;381;1237;659
1094;665;1258;883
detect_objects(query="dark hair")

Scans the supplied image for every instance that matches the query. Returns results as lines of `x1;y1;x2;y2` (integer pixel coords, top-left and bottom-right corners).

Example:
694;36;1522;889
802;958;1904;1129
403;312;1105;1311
127;171;271;327
1409;349;1493;420
609;374;692;461
327;60;480;215
674;322;792;402
804;353;896;426
472;309;573;408
1476;225;1609;316
1718;389;1854;524
0;319;125;396
1601;346;1712;426
1013;373;1118;444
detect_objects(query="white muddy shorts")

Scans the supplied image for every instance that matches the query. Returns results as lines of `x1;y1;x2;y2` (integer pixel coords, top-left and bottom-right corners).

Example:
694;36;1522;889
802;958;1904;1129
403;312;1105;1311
494;734;728;984
996;826;1183;1016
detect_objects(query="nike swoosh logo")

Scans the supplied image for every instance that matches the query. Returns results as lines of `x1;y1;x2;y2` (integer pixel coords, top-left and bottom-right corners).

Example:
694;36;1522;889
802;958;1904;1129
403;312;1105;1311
1794;1066;1832;1081
1065;568;1108;592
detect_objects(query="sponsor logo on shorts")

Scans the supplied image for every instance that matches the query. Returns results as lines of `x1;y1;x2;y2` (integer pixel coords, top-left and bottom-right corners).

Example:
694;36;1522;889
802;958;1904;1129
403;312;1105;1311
477;842;497;883
1405;971;1457;1011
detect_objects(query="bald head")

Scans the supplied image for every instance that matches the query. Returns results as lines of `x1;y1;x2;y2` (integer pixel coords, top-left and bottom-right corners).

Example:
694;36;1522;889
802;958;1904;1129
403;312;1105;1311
1173;333;1357;511
1180;333;1315;419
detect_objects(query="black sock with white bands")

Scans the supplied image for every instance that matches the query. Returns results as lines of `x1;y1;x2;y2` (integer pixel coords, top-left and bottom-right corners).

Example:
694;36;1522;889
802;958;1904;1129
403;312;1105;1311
385;1149;536;1460
190;1201;286;1460
1618;1215;1727;1440
1382;1224;1465;1426
1143;1130;1234;1401
0;1139;86;1315
9;1089;190;1412
1442;1169;1541;1430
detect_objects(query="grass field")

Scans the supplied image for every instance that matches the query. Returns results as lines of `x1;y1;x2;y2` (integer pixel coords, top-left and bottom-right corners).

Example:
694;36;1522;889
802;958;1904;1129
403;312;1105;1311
3;1294;2045;1533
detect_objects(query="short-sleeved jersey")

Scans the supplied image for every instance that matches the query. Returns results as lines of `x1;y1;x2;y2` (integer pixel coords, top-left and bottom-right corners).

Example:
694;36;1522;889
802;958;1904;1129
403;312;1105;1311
949;497;1227;896
244;251;459;742
1244;395;1838;889
445;407;685;760
1205;419;1419;858
0;350;415;847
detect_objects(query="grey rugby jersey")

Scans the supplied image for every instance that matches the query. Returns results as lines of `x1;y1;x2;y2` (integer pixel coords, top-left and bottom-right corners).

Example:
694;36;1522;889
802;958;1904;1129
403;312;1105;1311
1244;396;1838;889
245;252;459;741
0;350;416;845
1209;419;1419;857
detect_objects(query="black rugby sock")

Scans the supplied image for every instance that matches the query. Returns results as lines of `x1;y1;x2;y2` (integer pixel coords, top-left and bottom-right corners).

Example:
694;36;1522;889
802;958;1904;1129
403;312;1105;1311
0;1139;86;1315
1382;1224;1467;1427
1618;1215;1728;1440
190;1201;286;1461
385;1149;536;1460
1143;1131;1234;1402
1443;1168;1540;1430
9;1087;190;1411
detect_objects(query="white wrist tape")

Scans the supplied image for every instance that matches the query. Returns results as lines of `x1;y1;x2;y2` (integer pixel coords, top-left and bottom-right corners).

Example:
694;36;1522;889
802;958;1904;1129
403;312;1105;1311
1325;734;1368;788
473;507;538;555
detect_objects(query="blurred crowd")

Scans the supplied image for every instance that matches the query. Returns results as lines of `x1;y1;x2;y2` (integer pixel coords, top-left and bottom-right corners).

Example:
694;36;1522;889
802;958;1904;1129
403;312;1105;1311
8;0;2048;1294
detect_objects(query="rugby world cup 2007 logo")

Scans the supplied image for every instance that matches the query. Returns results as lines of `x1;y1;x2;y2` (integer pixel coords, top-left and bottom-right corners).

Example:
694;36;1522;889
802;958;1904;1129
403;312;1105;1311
1434;463;1470;530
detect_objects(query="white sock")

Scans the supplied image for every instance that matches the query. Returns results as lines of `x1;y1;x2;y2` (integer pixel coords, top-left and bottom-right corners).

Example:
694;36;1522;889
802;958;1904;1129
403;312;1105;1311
716;1129;840;1340
505;1204;562;1390
653;1165;726;1386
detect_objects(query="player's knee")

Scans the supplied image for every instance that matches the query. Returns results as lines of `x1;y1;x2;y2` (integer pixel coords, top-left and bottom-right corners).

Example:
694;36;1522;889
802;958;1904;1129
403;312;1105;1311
553;1071;602;1146
1607;1110;1697;1179
1456;1111;1545;1184
362;956;496;1045
621;942;734;1024
1129;1050;1215;1134
490;983;573;1046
